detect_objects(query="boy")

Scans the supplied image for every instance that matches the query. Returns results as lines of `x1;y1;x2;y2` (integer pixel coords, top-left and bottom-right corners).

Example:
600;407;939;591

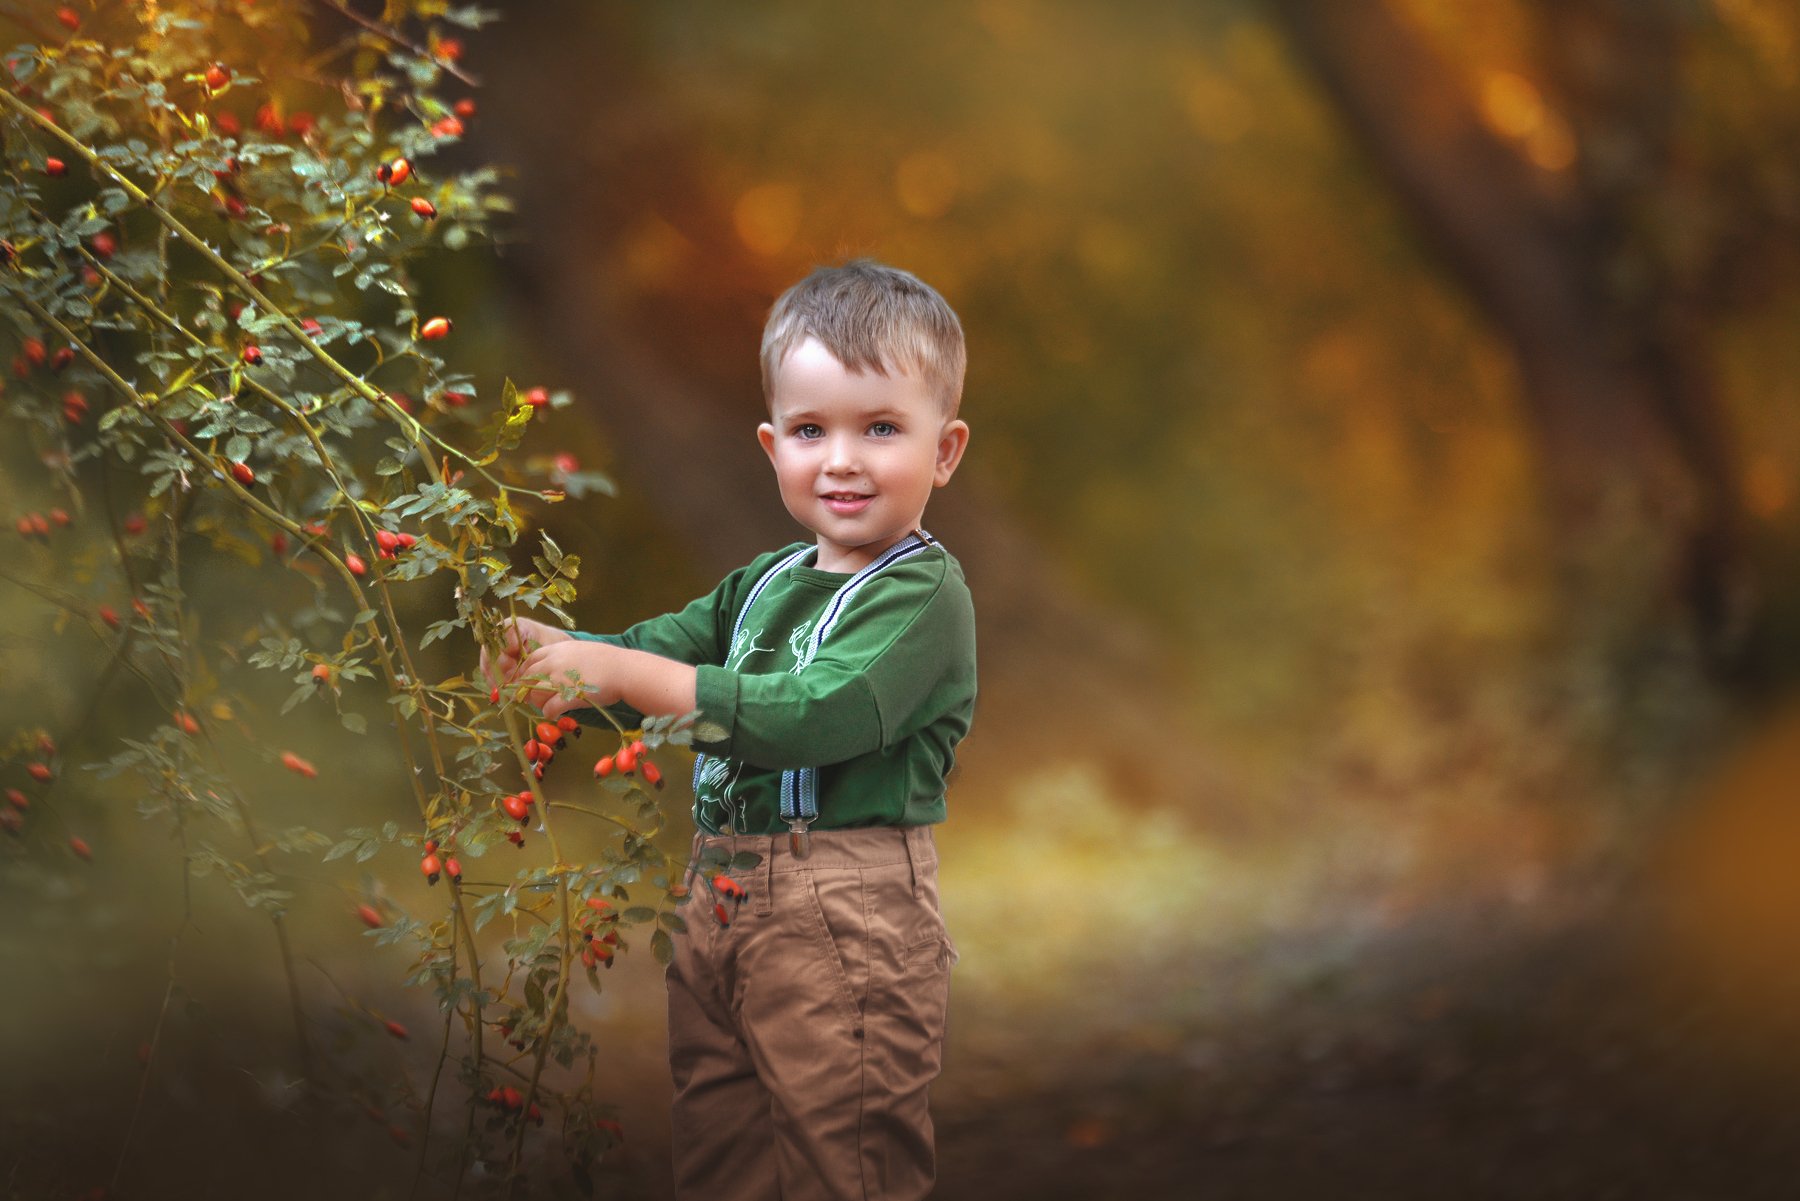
482;259;975;1200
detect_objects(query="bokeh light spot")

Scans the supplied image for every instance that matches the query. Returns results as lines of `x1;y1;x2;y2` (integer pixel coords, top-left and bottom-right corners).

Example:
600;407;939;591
1479;70;1545;140
732;182;802;256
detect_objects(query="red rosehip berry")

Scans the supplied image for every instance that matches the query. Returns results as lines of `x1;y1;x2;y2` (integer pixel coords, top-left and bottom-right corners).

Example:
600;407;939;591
420;852;442;884
535;721;560;745
50;346;75;371
593;755;614;778
430;116;463;139
124;513;147;535
98;604;119;628
419;316;452;341
271;531;289;556
506;830;526;848
454;98;477;119
132;597;150;620
69;835;92;860
175;711;201;735
714;903;731;926
241;344;262;365
49;509;71;527
502;794;529;822
230;460;255;487
489;686;501;705
6;789;28;810
204;63;230;91
90;231;116;259
311;663;331;684
280;750;317;778
375;529;400;552
616;743;638;775
288;111;315;136
523;386;550;409
642;760;664;789
445;856;461;882
27;763;52;782
215;111;241;136
346;552;366;576
28;513;49;537
377;156;412;186
440;389;468;407
409;197;438;220
395;532;417;549
23;338;47;367
44;157;67;177
357;903;383;929
437;37;464;63
255;104;283;136
384;1020;408;1040
57;7;80;30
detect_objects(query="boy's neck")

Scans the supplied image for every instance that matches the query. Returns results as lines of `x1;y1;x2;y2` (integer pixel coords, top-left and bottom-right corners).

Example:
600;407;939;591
811;526;928;574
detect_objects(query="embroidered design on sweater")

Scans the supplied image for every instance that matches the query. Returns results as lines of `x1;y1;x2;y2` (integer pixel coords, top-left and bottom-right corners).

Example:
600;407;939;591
786;620;813;669
726;626;773;672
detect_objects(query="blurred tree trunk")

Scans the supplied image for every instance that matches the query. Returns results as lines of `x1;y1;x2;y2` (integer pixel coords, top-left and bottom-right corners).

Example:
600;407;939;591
1271;0;1760;686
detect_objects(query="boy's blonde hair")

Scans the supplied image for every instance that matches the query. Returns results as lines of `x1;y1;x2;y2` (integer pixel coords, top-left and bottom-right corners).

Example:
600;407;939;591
760;259;966;420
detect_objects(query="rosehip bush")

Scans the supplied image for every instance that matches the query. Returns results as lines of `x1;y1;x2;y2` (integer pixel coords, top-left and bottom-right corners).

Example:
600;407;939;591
0;3;712;1195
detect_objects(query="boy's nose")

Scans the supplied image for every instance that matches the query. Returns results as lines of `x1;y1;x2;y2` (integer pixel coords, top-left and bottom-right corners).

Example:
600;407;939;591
824;437;859;472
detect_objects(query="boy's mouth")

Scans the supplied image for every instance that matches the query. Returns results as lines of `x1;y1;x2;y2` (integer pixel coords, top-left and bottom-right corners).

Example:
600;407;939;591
820;491;873;514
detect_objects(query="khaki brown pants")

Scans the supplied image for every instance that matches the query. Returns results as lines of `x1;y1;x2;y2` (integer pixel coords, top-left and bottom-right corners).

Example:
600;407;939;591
666;824;958;1201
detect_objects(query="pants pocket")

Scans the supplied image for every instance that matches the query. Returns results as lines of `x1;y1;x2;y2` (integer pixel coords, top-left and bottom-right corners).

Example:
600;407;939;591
799;868;870;1032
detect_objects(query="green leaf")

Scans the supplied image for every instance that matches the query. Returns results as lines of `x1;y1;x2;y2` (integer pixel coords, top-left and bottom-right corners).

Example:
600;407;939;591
652;928;674;966
340;711;367;735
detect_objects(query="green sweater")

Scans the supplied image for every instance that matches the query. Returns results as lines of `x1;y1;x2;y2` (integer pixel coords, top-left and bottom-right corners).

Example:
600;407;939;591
570;539;977;835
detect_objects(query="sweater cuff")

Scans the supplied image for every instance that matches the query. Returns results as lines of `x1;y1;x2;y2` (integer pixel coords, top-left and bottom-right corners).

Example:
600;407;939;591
693;664;739;754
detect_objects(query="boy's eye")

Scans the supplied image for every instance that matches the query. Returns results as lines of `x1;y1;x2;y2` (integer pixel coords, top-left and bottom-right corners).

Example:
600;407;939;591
794;424;822;439
869;421;898;437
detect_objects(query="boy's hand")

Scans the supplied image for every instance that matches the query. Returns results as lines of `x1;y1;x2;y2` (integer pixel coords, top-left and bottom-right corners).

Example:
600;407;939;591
480;617;572;693
514;640;620;719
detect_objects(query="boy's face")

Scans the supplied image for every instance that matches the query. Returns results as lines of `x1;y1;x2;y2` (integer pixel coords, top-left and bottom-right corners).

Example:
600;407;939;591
758;337;969;574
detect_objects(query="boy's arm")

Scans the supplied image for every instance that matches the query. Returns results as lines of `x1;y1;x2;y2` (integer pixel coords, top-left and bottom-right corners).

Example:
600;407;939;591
548;546;800;728
519;640;699;720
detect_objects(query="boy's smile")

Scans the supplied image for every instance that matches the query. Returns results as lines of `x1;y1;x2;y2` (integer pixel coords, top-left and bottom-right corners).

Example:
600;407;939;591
759;337;969;574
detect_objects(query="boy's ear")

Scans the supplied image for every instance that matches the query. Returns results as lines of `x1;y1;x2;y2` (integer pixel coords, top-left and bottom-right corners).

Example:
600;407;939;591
756;422;777;464
933;419;970;487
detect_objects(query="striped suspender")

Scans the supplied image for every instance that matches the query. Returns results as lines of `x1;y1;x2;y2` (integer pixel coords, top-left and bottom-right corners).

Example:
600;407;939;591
691;531;938;854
